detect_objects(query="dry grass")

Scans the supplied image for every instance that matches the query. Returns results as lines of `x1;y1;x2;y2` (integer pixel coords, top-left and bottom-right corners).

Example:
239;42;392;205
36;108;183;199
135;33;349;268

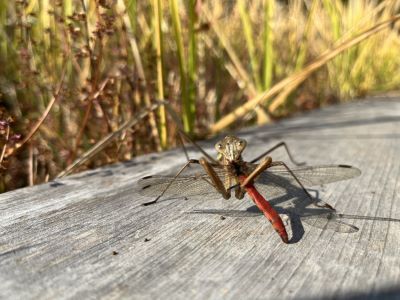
1;0;400;192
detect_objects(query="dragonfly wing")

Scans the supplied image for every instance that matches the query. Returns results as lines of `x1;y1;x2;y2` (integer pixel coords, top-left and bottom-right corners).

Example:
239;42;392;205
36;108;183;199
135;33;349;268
257;164;361;187
253;171;310;202
249;164;360;233
138;174;220;199
249;163;360;210
138;164;231;200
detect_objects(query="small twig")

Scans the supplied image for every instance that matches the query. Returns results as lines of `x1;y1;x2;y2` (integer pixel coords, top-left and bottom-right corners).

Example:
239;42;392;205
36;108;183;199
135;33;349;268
73;78;110;158
6;65;67;158
28;143;34;186
72;0;106;160
0;125;10;168
57;99;216;178
57;101;164;177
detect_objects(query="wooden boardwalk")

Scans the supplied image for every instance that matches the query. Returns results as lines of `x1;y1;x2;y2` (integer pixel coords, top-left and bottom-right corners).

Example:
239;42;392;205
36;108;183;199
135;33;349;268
1;96;400;299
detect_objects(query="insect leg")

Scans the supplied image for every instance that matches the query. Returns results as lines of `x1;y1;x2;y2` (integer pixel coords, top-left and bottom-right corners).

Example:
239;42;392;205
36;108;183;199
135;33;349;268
176;132;191;163
240;156;273;187
199;158;231;199
142;159;200;206
270;161;335;211
250;142;305;166
162;100;217;163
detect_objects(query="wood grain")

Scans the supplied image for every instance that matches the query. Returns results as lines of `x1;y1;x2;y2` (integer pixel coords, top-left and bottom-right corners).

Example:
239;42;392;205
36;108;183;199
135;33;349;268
1;96;400;299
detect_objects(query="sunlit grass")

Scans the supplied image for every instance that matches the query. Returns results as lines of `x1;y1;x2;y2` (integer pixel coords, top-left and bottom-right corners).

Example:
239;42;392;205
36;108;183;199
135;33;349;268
1;0;400;192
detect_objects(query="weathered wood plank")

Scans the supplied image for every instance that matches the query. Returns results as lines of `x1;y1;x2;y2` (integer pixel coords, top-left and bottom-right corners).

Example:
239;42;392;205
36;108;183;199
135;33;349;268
1;96;400;299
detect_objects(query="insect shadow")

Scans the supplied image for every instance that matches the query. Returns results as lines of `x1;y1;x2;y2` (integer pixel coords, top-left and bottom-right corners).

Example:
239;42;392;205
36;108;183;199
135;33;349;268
140;163;400;244
188;184;323;244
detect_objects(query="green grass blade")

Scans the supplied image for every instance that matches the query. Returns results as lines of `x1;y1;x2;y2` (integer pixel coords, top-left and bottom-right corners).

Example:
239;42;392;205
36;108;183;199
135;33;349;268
262;0;274;91
124;0;137;34
238;0;261;91
169;0;190;132
322;0;341;41
152;0;167;148
187;0;196;133
295;0;318;71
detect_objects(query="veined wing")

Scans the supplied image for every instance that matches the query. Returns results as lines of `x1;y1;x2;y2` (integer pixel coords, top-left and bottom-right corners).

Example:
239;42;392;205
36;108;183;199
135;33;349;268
139;163;362;233
263;164;361;186
138;163;360;201
247;164;361;233
138;164;229;199
251;164;361;201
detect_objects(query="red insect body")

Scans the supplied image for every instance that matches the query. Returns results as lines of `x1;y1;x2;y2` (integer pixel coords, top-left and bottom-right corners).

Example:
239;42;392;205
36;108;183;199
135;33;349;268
239;175;289;243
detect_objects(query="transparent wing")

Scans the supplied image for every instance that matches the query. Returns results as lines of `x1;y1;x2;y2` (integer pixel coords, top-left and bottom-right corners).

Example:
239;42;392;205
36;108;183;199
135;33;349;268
137;164;226;199
138;164;360;200
252;164;361;200
250;164;361;233
138;163;361;233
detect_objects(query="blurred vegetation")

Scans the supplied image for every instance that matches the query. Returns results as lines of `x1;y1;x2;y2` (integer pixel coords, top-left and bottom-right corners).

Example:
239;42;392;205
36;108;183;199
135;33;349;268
0;0;400;192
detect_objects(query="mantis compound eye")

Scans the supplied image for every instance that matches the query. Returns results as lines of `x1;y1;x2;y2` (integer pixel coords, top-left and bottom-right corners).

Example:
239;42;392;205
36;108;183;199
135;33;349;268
237;140;246;148
216;143;223;151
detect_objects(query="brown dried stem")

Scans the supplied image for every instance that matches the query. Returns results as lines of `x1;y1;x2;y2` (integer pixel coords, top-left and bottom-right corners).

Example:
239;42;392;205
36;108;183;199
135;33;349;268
6;65;67;158
210;14;400;134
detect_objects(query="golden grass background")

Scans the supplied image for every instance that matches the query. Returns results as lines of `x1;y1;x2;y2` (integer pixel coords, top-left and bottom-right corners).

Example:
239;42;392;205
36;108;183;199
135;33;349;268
0;0;400;192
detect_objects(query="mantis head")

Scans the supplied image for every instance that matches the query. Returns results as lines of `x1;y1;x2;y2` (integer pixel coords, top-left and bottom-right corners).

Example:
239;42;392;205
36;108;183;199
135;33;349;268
215;136;247;162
